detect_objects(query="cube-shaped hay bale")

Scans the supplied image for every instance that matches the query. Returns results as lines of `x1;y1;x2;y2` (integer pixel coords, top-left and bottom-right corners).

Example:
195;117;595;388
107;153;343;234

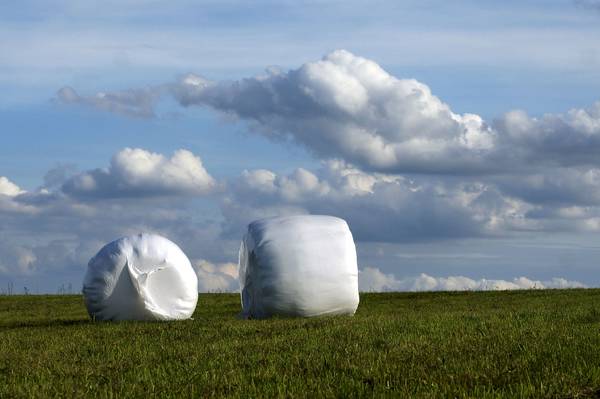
238;215;359;318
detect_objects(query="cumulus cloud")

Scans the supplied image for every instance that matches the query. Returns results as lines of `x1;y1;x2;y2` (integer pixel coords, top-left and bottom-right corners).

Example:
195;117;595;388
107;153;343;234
358;266;586;292
494;105;600;169
221;160;532;242
223;160;600;237
62;148;217;199
171;50;496;174
61;50;600;177
170;51;600;174
483;166;600;233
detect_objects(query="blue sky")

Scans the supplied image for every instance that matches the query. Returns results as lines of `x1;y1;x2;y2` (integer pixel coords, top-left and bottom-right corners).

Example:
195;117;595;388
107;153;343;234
2;0;600;292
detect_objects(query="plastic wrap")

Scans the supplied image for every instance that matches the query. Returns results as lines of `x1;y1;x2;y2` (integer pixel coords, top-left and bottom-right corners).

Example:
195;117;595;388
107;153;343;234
83;233;198;321
239;215;359;318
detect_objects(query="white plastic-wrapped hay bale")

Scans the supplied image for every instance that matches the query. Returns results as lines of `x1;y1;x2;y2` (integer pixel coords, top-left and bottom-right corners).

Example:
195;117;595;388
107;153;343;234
238;215;359;318
83;233;198;321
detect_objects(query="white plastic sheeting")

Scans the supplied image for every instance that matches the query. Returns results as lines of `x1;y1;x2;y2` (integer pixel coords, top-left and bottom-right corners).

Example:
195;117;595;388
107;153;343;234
83;234;198;321
239;215;359;318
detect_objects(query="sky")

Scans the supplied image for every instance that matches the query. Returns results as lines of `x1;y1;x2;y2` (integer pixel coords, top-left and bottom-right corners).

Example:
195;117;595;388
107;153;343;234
2;0;600;293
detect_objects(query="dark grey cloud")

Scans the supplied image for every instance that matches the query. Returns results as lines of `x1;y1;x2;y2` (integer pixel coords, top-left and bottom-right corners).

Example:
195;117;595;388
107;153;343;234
220;159;600;243
43;164;78;189
493;107;600;170
494;168;600;207
220;162;530;243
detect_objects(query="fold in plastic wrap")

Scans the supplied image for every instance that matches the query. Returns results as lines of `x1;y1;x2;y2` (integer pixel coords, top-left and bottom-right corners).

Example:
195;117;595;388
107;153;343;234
239;215;359;318
83;234;198;321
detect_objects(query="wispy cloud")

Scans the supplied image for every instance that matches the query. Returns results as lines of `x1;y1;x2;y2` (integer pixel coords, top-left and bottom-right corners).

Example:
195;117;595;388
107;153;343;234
56;86;162;118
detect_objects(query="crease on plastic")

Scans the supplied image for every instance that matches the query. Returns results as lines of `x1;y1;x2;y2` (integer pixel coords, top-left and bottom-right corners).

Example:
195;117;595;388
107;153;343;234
238;236;251;319
126;259;172;320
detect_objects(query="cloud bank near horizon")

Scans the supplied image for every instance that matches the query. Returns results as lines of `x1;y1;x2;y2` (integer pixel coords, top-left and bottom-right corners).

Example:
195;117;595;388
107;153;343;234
162;261;589;293
358;267;586;292
0;145;595;291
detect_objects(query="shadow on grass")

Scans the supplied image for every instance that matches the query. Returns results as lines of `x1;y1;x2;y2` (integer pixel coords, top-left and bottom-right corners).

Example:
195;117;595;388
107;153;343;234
0;318;92;331
578;308;600;324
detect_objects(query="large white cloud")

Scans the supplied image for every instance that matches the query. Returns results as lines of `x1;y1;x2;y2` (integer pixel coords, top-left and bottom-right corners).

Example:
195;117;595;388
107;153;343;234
59;50;600;176
172;50;496;174
170;51;600;174
62;148;217;199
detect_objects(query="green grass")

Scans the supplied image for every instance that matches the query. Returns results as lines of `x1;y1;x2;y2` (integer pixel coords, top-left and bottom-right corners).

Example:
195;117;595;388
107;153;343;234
2;290;600;398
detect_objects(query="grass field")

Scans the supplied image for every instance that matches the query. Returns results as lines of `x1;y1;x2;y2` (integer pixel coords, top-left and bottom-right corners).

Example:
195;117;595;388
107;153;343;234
2;290;600;398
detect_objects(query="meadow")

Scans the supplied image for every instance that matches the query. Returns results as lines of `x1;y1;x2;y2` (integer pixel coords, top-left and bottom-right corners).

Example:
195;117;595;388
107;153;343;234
2;290;600;397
